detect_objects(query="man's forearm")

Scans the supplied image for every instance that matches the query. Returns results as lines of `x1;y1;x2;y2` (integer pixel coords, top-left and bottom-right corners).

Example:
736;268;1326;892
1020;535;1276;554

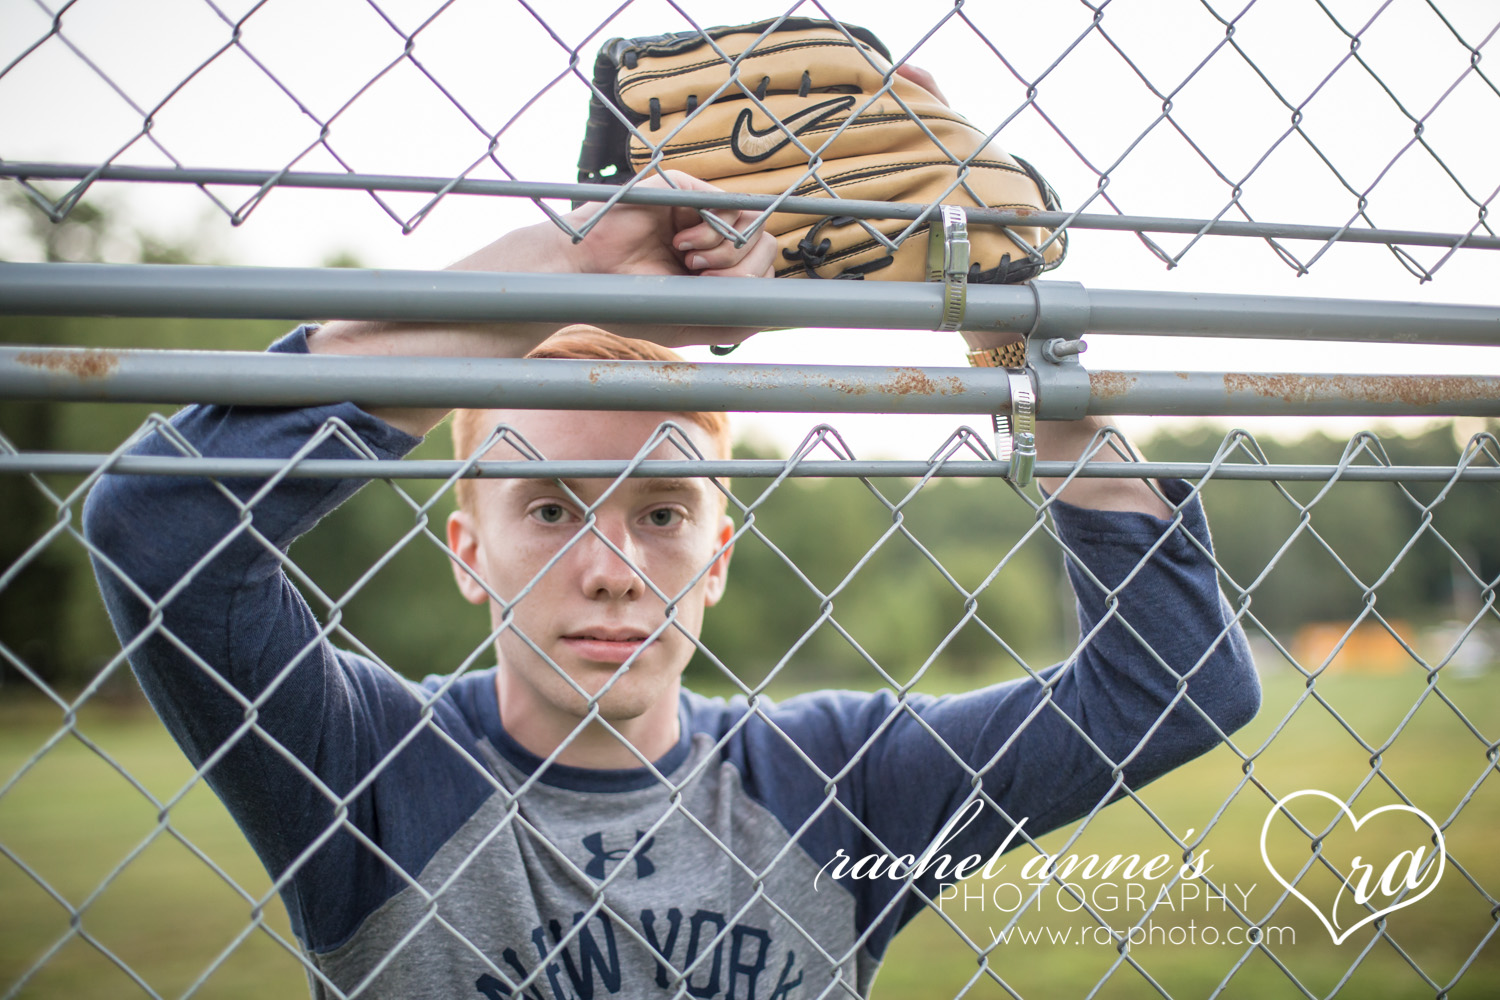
305;317;563;438
305;221;580;437
1035;415;1171;518
303;173;778;438
960;330;1170;518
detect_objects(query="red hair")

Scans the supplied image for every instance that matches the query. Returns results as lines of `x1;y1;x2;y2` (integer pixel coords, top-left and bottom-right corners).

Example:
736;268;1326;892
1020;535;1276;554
450;325;731;510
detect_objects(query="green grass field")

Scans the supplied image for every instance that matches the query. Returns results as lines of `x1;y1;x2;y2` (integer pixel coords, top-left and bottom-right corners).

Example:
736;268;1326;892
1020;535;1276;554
3;668;1497;998
879;667;1500;999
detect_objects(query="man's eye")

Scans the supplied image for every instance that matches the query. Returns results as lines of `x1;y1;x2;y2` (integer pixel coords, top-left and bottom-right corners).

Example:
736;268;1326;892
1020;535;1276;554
533;504;568;524
647;508;681;527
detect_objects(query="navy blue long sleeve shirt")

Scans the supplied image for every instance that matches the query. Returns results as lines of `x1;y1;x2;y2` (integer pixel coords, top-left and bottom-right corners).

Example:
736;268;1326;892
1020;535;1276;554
83;328;1259;999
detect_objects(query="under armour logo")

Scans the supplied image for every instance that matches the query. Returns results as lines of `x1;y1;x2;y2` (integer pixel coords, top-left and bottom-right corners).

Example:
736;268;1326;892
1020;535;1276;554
582;830;656;880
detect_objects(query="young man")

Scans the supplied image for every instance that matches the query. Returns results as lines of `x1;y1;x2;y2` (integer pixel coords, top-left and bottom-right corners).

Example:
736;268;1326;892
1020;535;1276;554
85;173;1259;999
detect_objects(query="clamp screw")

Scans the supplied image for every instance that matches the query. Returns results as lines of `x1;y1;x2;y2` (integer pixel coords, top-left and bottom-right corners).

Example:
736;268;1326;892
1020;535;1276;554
1041;338;1088;364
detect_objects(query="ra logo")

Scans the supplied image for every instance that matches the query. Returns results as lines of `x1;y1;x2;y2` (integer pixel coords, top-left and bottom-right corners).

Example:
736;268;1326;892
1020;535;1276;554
582;830;656;881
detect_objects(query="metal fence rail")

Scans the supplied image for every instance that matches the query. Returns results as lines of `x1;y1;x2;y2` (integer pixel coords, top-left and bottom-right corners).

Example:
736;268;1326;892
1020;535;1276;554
3;346;1499;420
6;164;1500;254
4;270;1500;346
6;454;1500;485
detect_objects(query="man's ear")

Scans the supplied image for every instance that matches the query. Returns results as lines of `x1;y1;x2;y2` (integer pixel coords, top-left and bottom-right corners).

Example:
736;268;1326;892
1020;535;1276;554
446;510;493;606
702;515;735;608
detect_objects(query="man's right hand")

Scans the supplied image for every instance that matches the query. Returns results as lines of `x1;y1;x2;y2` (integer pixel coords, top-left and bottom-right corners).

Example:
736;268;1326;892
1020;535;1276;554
463;171;778;350
555;172;776;281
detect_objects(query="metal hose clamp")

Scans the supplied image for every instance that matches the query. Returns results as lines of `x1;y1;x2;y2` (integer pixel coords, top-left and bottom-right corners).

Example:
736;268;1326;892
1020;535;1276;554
926;205;969;331
992;370;1037;487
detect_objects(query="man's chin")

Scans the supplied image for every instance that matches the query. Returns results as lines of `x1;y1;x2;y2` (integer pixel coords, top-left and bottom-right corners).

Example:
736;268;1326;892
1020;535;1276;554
498;646;687;716
533;668;673;720
579;679;680;722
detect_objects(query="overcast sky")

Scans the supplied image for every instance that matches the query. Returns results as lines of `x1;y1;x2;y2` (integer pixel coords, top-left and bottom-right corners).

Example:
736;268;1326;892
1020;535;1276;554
2;0;1496;456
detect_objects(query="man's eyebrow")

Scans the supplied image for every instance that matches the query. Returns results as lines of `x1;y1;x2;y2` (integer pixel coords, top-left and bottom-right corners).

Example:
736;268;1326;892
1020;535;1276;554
504;476;707;497
557;476;705;497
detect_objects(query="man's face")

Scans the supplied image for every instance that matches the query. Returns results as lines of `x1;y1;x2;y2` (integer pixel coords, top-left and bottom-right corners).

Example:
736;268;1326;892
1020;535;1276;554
446;409;733;745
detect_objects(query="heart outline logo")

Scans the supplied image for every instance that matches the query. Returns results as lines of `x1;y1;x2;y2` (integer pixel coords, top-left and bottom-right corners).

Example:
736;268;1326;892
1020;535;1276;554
1260;789;1445;945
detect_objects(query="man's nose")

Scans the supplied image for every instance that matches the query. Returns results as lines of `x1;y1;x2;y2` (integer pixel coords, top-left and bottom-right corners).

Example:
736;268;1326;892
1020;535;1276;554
575;515;644;600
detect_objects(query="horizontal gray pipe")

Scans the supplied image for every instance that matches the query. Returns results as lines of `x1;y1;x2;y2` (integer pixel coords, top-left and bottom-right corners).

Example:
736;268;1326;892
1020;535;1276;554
0;263;1001;331
5;162;1498;251
4;454;1496;483
2;346;1496;416
1082;287;1500;345
1085;369;1500;417
2;266;1499;345
0;346;1015;414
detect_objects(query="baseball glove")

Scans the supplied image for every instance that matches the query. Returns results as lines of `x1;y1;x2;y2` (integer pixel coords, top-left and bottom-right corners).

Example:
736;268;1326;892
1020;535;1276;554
578;17;1066;283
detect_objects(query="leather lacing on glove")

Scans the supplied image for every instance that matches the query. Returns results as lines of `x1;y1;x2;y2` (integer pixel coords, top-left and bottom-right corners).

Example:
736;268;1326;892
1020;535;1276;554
782;216;896;279
781;215;1044;282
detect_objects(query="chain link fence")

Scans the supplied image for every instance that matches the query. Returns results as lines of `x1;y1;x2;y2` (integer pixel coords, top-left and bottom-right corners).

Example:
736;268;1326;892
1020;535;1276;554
3;1;1500;999
2;403;1498;998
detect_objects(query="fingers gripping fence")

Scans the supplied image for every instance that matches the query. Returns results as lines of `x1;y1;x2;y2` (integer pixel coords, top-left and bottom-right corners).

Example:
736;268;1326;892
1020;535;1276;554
2;3;1500;1000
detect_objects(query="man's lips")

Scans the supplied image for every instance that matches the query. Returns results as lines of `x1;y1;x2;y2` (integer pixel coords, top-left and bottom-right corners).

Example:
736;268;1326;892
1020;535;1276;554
560;629;651;663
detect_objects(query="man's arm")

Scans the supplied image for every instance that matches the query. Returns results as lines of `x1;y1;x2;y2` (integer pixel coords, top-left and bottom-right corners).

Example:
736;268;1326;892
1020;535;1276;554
307;171;777;437
1032;415;1171;516
725;329;1256;948
736;476;1258;952
81;177;775;949
957;329;1170;517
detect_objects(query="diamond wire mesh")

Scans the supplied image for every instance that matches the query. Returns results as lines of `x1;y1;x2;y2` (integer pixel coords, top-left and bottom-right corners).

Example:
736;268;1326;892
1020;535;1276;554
1;0;1496;274
2;1;1499;998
